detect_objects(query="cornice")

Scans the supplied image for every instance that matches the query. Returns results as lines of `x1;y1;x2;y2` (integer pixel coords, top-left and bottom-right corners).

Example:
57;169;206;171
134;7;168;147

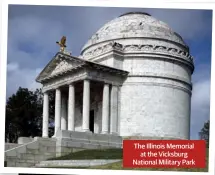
82;42;193;65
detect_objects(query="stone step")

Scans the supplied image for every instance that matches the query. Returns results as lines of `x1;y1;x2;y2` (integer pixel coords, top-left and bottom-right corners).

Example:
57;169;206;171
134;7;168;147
26;148;40;154
26;141;39;150
10;159;39;164
15;161;35;167
26;148;55;155
4;160;36;167
5;149;18;157
38;140;56;147
6;156;17;161
6;161;16;167
27;145;56;155
35;159;122;168
20;153;35;160
21;152;55;161
19;159;39;164
66;140;122;149
5;139;57;167
38;144;56;153
46;146;56;153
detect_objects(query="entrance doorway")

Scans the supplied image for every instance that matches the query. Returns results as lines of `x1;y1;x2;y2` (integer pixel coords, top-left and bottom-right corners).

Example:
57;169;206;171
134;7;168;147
89;110;94;133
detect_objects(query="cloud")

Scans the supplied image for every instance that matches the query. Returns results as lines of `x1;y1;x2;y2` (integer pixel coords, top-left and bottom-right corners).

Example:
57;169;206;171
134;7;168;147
7;62;18;72
189;62;211;139
145;9;212;40
8;15;65;68
6;62;42;96
191;79;210;139
7;12;66;96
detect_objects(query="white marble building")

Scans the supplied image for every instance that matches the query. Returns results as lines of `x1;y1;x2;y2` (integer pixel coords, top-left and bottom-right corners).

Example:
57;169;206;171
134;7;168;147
36;12;194;141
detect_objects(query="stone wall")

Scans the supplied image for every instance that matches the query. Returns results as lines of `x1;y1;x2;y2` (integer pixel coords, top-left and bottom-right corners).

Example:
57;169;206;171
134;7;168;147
55;130;122;157
70;12;194;140
120;83;190;139
5;143;22;151
119;54;192;139
5;137;56;167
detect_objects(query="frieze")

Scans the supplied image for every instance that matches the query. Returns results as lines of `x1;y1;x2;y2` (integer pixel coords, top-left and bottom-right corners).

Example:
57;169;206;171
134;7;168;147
82;42;193;62
42;71;87;92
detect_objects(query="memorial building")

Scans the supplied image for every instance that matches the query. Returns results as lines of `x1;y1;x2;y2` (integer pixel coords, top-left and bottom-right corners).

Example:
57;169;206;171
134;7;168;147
5;12;195;167
37;12;194;140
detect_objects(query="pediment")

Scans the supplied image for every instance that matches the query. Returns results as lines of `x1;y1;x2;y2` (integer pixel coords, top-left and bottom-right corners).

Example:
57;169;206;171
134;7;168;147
50;59;75;76
36;53;85;83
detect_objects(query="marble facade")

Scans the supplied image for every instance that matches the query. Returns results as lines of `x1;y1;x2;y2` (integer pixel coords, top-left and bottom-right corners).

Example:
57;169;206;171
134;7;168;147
5;12;196;167
37;12;194;140
37;53;128;138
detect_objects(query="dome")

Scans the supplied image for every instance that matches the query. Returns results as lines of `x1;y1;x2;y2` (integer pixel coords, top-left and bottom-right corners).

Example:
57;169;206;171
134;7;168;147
81;12;188;54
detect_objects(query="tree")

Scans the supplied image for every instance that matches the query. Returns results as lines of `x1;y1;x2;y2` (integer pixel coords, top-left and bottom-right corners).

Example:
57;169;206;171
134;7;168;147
199;120;210;147
5;87;55;143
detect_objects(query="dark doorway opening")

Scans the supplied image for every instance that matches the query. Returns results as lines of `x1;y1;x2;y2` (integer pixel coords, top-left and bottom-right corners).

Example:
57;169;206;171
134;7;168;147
89;110;94;133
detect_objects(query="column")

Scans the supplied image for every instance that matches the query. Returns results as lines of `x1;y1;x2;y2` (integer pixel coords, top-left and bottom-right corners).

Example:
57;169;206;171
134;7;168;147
68;84;75;131
61;93;67;130
42;92;49;137
54;88;61;136
82;79;90;132
110;85;118;135
101;83;109;134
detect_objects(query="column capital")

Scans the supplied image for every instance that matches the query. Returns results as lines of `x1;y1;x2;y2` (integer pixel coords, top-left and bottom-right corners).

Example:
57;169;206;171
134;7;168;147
43;91;48;94
84;78;90;82
68;82;75;86
103;82;110;85
42;88;51;94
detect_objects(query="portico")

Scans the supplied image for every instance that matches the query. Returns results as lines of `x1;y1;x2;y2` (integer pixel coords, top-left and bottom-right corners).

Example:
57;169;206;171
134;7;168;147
36;52;128;138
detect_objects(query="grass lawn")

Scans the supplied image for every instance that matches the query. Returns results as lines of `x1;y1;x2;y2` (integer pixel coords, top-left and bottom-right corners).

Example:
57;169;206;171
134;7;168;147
48;148;209;172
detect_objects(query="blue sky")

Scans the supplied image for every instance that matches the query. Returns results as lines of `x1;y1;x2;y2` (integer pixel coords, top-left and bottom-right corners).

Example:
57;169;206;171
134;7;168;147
7;5;212;139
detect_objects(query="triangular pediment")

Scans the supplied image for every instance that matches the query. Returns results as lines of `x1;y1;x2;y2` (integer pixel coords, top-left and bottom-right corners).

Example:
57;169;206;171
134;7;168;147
36;53;85;83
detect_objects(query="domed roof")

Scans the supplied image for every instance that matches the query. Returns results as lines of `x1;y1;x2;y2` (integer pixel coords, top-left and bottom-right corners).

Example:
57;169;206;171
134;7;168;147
81;12;187;53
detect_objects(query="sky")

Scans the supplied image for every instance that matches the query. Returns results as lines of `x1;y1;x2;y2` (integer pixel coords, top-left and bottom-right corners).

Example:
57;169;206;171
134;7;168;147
6;5;212;139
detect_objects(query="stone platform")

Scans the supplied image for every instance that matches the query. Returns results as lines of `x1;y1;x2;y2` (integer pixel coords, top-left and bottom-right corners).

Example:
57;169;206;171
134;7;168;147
5;131;123;167
35;159;121;168
5;137;56;167
55;130;122;156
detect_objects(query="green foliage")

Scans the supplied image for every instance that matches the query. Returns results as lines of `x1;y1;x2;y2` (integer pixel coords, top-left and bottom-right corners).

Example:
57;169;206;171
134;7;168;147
199;120;210;147
5;87;55;143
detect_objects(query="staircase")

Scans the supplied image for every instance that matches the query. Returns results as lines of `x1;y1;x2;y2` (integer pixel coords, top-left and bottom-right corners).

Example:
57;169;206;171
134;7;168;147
5;137;56;167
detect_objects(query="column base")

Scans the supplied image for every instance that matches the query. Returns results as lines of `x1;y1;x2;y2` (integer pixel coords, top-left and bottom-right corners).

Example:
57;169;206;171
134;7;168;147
101;131;109;134
42;136;49;138
110;132;118;136
82;129;92;133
